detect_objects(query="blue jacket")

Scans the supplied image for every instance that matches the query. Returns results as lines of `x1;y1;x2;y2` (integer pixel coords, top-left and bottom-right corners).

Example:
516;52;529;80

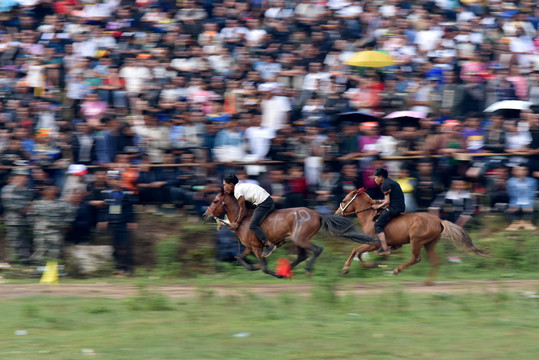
507;177;538;209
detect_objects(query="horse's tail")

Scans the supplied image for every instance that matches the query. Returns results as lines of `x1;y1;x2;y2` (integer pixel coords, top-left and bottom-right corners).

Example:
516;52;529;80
321;214;379;245
440;220;486;256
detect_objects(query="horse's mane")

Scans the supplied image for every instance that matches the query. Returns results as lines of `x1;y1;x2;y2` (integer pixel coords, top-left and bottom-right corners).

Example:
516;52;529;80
355;188;374;204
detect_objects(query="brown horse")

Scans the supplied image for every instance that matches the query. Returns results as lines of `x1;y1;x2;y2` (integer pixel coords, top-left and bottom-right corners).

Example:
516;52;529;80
203;189;378;278
335;188;485;284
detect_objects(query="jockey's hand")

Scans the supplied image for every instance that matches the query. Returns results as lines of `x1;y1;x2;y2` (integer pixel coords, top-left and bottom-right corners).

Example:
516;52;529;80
372;204;381;210
230;222;240;230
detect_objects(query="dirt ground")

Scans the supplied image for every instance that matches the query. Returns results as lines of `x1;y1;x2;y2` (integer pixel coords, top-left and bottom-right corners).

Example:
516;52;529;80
0;280;538;299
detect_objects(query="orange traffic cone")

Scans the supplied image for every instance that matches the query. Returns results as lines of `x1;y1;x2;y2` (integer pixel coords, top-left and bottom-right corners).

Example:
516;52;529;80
275;258;293;278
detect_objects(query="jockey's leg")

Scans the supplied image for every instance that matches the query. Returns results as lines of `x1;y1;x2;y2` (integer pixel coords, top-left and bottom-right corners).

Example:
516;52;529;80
374;209;393;255
249;197;276;257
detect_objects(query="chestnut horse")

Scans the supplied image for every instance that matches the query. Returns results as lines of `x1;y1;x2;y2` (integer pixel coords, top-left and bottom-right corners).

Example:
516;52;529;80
203;189;378;278
335;188;485;284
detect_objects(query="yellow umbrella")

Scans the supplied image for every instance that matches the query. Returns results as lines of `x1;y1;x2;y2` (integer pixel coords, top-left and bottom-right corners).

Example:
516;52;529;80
345;50;395;68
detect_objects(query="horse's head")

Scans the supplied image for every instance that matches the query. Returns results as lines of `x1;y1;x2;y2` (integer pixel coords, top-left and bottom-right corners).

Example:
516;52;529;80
335;188;374;216
203;188;227;221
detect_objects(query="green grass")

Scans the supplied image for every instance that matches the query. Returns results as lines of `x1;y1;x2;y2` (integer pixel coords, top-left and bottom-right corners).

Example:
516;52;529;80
1;288;538;360
1;214;539;359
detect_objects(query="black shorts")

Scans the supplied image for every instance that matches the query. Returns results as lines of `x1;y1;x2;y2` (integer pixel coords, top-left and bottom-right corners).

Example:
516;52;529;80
374;208;402;234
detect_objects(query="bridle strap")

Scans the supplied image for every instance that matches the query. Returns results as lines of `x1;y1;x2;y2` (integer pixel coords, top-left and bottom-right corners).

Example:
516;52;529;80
339;191;374;217
208;192;226;216
339;193;358;213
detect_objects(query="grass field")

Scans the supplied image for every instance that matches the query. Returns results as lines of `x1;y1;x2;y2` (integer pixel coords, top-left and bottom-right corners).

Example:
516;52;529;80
1;287;538;360
1;214;538;360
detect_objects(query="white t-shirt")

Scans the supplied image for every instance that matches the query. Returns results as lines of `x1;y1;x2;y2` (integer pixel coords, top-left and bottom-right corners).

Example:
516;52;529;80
261;95;291;130
244;126;276;160
234;183;270;206
119;65;151;94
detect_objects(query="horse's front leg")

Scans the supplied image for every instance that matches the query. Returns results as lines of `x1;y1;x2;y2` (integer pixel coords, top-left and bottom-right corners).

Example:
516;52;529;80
342;244;377;274
254;250;283;278
235;248;260;271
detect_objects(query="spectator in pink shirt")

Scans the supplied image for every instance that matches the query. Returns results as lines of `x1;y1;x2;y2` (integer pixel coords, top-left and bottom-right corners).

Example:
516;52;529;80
80;93;108;129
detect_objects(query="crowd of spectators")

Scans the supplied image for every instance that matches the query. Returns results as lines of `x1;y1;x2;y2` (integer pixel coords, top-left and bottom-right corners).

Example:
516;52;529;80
1;0;539;270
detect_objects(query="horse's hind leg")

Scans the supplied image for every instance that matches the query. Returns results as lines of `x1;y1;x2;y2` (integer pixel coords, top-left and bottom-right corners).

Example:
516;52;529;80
423;238;441;286
342;244;378;274
290;247;308;269
393;238;423;276
235;248;260;271
304;243;323;276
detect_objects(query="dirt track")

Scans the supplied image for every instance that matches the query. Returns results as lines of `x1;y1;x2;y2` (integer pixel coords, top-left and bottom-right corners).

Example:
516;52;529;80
0;280;538;299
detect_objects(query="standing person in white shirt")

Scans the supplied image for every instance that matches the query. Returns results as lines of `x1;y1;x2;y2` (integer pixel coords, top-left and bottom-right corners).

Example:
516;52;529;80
244;112;276;160
223;173;277;258
261;84;291;131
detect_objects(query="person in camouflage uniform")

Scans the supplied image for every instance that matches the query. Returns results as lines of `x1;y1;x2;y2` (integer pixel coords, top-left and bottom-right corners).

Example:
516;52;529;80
1;168;33;262
28;186;77;263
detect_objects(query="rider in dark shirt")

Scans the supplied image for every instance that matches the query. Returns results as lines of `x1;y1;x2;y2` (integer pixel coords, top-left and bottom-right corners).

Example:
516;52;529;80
372;167;406;255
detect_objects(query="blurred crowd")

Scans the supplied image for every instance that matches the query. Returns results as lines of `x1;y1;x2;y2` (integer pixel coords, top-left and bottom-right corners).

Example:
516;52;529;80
0;0;539;271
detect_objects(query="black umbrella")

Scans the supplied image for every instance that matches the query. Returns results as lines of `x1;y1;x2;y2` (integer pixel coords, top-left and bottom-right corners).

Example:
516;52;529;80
336;112;382;127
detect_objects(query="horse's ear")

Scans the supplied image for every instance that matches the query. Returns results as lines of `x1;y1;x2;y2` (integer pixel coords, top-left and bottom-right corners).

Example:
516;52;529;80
356;187;365;194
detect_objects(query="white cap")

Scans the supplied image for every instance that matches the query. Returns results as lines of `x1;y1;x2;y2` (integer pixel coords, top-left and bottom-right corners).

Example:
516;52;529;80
66;164;88;176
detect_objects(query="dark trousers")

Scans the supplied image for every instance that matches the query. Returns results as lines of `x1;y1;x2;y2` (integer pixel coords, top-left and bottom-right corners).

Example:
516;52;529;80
505;207;534;222
249;197;275;245
110;223;133;272
374;208;402;234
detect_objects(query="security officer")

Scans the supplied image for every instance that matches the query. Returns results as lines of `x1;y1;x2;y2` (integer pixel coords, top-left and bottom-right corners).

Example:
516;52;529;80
97;171;138;274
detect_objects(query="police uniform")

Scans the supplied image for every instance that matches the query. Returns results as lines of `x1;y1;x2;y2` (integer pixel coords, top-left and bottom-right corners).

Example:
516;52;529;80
98;173;137;273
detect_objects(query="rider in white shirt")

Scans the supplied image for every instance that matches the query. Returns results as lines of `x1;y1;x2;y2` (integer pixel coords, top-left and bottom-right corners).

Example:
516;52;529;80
223;174;276;257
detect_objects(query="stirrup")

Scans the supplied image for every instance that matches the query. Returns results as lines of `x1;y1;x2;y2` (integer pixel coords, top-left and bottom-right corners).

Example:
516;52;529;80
375;247;391;256
262;244;276;258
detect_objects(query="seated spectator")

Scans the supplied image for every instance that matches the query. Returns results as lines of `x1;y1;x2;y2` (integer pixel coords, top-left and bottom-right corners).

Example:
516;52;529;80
414;158;444;212
504;165;538;231
504;119;532;167
485;166;510;212
429;178;476;228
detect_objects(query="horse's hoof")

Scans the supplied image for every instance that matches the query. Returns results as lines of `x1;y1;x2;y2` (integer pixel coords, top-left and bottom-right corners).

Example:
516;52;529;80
305;271;313;277
341;267;350;274
392;269;399;275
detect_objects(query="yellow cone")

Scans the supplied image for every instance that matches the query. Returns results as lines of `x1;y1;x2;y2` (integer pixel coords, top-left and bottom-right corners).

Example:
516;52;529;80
40;261;59;285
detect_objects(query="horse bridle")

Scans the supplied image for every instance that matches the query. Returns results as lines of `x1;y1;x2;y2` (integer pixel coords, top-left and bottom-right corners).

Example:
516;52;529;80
207;192;227;217
339;191;374;217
